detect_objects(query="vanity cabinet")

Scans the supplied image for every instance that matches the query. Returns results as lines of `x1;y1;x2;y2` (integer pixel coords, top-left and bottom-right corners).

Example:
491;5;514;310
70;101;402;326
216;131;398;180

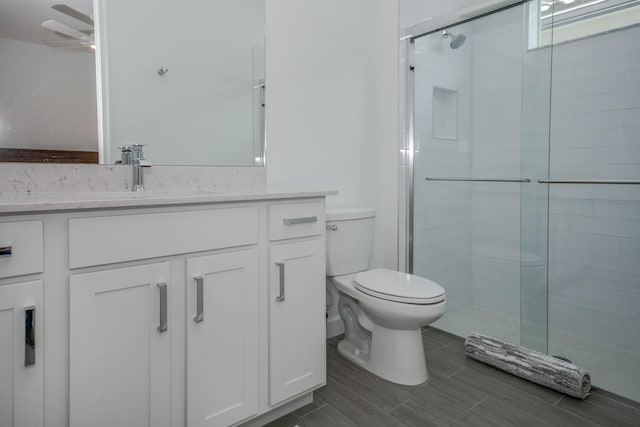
0;280;43;427
268;240;325;405
186;250;260;427
1;194;329;427
69;263;171;427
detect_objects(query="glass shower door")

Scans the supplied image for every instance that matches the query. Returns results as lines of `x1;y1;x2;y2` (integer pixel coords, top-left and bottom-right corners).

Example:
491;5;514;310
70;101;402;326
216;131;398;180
410;1;553;347
409;0;640;403
543;3;640;401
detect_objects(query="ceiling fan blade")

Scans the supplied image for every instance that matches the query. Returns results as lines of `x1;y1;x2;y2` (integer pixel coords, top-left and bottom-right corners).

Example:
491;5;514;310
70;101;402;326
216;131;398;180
52;4;94;27
42;20;90;41
44;40;95;52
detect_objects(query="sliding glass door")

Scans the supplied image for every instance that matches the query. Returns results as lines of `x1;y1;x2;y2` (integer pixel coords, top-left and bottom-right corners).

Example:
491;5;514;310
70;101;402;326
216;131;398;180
410;1;552;350
408;0;640;401
543;1;640;401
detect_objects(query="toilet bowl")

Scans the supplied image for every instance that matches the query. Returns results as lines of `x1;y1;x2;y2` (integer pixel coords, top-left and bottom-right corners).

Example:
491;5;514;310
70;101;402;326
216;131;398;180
326;208;447;385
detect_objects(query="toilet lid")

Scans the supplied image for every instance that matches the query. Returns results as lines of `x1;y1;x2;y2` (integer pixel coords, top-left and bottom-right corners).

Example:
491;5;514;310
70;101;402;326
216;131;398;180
354;269;446;304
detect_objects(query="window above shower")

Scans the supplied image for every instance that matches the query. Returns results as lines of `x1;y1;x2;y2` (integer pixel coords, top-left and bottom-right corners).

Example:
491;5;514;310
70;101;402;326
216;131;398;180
528;0;640;48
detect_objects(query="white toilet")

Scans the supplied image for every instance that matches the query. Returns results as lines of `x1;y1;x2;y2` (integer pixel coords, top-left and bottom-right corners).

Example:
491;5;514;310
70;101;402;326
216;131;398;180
326;208;446;385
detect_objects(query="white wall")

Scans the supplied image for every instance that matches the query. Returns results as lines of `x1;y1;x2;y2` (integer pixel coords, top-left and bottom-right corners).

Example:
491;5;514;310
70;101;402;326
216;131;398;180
265;0;399;270
0;37;97;151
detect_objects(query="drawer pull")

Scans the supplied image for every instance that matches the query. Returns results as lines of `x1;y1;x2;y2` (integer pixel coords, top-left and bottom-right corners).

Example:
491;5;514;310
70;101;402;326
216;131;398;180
25;306;35;367
276;261;285;302
157;283;168;333
193;276;204;323
283;216;317;226
0;242;12;257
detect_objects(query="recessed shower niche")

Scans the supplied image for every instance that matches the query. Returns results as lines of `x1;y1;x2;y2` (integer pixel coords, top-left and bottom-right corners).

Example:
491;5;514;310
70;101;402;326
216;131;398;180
432;86;458;140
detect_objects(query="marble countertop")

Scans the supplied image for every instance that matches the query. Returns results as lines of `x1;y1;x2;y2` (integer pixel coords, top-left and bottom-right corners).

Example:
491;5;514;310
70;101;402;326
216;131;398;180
0;189;338;214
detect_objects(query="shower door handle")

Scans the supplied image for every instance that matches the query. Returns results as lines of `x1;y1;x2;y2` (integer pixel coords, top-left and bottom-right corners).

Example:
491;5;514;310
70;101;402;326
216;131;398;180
537;179;640;185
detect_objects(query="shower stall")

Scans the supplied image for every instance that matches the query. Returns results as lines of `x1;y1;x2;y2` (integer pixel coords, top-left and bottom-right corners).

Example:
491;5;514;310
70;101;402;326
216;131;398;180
403;0;640;401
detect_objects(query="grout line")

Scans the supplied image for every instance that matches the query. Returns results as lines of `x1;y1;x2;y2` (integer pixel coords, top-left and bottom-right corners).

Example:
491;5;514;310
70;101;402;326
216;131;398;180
553;404;608;427
470;395;490;410
553;395;565;406
590;390;640;412
297;403;327;419
386;399;410;414
447;366;466;378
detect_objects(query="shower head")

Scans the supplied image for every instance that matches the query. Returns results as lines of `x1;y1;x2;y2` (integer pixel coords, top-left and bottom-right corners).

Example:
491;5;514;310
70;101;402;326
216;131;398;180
442;30;466;49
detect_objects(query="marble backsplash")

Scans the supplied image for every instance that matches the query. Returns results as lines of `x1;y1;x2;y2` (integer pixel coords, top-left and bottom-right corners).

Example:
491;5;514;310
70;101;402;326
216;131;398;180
0;164;266;194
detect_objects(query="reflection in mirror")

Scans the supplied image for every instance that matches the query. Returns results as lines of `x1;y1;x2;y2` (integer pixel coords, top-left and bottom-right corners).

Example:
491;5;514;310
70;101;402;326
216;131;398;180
0;0;99;163
98;0;265;166
0;0;265;166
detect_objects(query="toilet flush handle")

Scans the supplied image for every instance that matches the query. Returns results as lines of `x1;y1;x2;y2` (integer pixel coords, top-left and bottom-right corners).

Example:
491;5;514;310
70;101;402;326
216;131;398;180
326;225;338;231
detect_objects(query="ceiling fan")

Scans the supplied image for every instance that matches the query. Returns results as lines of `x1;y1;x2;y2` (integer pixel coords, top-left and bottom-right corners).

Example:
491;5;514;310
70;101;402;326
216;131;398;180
41;4;95;51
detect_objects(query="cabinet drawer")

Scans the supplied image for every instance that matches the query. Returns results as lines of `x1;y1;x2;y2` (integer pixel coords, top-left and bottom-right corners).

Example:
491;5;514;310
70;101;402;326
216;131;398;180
268;201;325;241
69;207;258;268
0;220;43;279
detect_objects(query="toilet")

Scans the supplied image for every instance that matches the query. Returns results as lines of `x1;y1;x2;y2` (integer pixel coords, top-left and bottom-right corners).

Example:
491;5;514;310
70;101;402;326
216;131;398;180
326;208;446;385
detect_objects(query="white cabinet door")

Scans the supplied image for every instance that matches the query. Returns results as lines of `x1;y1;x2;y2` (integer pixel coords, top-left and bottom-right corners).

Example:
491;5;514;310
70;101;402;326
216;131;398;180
269;240;326;406
0;280;43;427
69;262;171;427
186;250;259;427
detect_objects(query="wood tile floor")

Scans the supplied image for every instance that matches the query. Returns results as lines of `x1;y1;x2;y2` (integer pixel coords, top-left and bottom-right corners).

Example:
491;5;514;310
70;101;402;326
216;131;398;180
266;328;640;427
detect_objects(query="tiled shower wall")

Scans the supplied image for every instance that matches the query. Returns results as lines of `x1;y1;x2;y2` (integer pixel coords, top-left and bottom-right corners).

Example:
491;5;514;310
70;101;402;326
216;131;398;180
400;3;640;400
546;24;640;400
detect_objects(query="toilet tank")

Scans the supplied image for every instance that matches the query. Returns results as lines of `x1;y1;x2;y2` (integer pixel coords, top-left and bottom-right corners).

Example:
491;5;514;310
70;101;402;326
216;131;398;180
326;207;376;276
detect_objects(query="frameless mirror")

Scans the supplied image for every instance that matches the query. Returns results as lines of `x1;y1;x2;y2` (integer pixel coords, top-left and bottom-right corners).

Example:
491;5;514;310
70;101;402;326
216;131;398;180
0;0;265;166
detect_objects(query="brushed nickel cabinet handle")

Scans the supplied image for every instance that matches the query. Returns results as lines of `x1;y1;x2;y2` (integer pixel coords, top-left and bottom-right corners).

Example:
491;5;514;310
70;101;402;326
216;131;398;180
25;306;35;367
193;276;204;323
276;261;285;302
157;283;168;333
283;216;317;225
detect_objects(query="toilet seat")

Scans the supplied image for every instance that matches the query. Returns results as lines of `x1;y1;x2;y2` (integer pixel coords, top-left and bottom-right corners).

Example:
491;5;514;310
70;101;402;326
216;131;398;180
354;268;445;305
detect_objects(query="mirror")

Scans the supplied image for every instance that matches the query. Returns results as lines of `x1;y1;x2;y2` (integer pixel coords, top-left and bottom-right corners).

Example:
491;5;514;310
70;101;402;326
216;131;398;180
0;0;99;163
0;0;265;166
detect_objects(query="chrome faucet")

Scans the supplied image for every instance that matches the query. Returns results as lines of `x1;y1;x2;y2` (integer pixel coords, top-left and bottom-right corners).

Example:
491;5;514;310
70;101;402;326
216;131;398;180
131;144;152;191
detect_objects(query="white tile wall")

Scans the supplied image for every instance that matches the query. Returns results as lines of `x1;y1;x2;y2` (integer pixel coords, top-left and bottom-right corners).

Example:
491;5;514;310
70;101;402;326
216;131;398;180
401;1;640;401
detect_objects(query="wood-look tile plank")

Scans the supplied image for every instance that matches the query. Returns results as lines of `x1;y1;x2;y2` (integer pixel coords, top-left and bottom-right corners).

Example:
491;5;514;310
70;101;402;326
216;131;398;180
556;395;640;427
424;345;468;378
315;377;409;427
293;394;326;418
441;345;563;403
589;388;640;412
424;327;465;348
399;386;496;427
326;339;382;381
327;355;413;413
299;403;358;427
263;412;309;427
471;396;546;427
421;329;450;353
423;372;488;409
453;368;602;427
270;330;640;427
389;399;460;427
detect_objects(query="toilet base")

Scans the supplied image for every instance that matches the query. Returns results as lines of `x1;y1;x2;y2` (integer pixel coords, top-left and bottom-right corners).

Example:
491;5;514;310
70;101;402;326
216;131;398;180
337;325;428;386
